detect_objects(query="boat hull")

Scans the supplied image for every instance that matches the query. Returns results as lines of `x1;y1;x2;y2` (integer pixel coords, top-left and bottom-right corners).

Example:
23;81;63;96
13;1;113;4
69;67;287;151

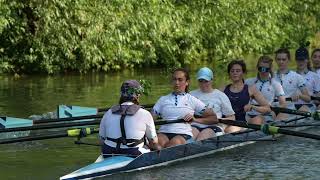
61;116;314;180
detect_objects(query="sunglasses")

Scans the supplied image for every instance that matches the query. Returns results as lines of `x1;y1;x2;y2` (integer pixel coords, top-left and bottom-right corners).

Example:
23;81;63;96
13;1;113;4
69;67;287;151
198;79;209;83
258;67;271;73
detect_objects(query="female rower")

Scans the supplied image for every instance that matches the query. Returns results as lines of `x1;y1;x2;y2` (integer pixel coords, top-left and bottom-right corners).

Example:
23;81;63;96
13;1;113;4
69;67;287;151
222;60;271;133
152;68;217;147
311;48;320;76
295;46;320;110
245;55;287;120
274;48;311;111
99;80;160;158
190;67;235;141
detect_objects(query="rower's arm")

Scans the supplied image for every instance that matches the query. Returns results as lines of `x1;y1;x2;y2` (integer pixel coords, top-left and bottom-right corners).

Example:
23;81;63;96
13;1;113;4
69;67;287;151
193;108;218;125
274;95;288;120
249;86;271;113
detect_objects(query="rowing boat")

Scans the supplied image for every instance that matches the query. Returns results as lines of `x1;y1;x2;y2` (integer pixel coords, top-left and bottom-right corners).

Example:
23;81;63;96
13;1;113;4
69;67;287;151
60;114;316;180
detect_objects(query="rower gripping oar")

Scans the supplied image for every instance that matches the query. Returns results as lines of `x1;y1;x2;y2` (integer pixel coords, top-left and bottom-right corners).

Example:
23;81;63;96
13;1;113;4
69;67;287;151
218;119;320;140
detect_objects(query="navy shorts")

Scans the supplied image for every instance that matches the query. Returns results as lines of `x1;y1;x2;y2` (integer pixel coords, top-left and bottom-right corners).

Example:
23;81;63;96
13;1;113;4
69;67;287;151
191;125;223;133
101;144;141;158
294;104;313;110
161;133;192;141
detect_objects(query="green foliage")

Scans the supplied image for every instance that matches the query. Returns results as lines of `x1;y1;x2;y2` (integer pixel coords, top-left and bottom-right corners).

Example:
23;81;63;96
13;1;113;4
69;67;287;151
0;0;319;74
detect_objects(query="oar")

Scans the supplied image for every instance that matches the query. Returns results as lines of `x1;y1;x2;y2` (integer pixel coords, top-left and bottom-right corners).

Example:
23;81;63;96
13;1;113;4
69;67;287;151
97;104;154;112
33;114;103;124
270;106;320;120
273;96;320;102
36;104;155;124
0;127;99;144
218;119;320;140
0;119;101;133
0;119;185;144
0;118;185;133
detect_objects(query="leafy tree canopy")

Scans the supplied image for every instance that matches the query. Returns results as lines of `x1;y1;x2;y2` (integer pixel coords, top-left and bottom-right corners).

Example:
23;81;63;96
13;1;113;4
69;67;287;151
0;0;319;74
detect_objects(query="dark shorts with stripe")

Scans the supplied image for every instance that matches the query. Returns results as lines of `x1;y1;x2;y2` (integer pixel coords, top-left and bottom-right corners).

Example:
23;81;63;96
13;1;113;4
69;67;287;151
101;144;141;158
161;133;192;141
191;125;223;133
294;104;314;110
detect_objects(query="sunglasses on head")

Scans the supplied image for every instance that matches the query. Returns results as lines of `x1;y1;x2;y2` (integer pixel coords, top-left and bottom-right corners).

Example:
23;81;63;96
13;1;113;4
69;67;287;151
198;79;209;83
258;67;271;73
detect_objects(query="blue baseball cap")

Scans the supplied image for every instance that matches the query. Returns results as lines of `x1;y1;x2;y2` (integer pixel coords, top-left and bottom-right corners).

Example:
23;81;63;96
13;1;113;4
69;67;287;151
197;67;213;81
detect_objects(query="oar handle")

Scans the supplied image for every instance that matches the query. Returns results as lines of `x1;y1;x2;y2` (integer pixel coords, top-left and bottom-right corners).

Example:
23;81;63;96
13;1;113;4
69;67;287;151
273;97;292;102
155;119;185;126
97;104;154;112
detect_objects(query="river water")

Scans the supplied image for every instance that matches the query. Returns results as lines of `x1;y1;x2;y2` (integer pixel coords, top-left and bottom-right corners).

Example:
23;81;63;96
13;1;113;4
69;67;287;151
0;68;319;180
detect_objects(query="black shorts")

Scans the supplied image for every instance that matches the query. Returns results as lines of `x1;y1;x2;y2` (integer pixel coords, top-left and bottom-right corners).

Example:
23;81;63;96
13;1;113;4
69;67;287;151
294;104;313;110
191;125;223;133
101;144;141;158
161;133;192;141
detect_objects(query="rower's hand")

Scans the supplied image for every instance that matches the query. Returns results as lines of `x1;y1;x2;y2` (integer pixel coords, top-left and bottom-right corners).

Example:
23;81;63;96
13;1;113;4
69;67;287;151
244;104;253;112
183;114;195;123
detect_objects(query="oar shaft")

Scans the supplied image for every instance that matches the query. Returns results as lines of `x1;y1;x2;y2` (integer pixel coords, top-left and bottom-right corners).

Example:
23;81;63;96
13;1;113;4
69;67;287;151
33;114;103;124
274;96;319;102
0;132;68;144
0;119;101;133
277;128;320;140
219;119;320;140
271;107;312;117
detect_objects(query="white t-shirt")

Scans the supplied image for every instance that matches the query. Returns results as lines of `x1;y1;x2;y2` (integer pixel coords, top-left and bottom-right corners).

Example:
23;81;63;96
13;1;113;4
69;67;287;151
273;70;306;97
298;70;320;95
245;77;285;104
190;89;234;129
152;93;206;136
99;102;157;148
315;69;320;78
245;77;284;115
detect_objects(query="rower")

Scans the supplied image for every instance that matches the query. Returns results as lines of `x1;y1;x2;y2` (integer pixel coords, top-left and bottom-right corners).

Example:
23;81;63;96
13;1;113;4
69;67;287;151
274;48;311;111
152;68;217;148
99;80;160;158
245;55;287;120
190;67;235;141
295;46;320;111
222;60;271;133
311;48;320;77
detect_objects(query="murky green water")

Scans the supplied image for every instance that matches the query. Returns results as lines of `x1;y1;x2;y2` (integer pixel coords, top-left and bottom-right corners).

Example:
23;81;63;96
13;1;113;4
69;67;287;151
0;67;319;180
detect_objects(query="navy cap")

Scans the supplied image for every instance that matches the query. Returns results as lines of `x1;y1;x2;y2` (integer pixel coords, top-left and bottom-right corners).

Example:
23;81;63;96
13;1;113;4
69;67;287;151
295;47;309;61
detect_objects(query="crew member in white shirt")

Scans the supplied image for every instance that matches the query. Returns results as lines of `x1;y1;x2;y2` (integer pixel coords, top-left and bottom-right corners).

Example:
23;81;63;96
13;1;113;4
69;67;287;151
312;48;320;77
274;48;311;111
152;68;217;148
295;46;320;111
190;67;235;141
245;55;287;120
99;80;160;158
